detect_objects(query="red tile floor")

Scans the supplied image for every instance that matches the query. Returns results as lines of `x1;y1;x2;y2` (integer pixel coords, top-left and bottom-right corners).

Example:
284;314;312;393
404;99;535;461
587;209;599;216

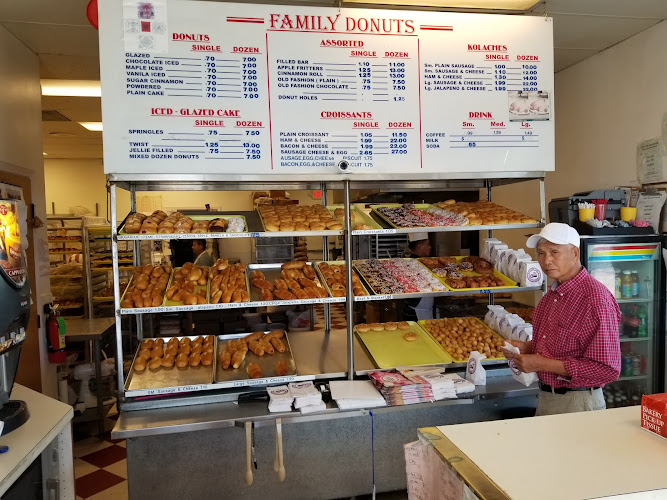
73;406;128;499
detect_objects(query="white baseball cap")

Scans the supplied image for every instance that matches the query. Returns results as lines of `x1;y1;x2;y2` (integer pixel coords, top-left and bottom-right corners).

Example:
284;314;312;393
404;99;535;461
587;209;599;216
526;223;580;248
408;232;429;242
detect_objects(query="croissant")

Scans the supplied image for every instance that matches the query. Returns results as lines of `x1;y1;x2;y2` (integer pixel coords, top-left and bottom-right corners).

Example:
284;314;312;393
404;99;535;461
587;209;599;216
248;340;265;356
275;360;288;377
232;347;248;369
259;338;274;355
270;337;286;353
274;290;296;300
246;362;263;379
220;349;232;370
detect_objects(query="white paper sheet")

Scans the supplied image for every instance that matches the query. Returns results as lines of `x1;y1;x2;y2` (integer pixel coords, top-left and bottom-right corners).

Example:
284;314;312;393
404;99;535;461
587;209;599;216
636;191;666;232
637;138;666;183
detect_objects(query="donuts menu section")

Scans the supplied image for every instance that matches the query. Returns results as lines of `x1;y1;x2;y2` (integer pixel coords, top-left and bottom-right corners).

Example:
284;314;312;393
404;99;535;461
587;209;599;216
99;0;554;176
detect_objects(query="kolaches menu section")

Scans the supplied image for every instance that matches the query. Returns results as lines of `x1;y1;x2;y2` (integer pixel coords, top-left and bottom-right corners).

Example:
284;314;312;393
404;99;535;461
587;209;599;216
100;0;554;176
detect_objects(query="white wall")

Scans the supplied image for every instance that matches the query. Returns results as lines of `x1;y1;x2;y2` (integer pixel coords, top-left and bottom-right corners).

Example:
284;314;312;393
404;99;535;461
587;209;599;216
0;26;55;396
493;20;667;252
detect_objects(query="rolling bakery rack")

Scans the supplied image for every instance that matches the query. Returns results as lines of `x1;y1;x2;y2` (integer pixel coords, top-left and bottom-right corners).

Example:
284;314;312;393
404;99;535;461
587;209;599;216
107;173;547;409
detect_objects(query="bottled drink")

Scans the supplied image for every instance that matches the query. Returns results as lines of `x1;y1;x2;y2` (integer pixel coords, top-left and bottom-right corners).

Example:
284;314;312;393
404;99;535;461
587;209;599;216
614;268;622;299
621;270;633;298
631;271;640;298
639;354;646;375
622;306;639;338
632;355;642;376
622;355;633;377
637;305;648;337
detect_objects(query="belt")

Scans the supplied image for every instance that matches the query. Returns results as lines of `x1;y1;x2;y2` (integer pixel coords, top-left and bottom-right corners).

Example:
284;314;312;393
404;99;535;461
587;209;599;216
539;382;601;395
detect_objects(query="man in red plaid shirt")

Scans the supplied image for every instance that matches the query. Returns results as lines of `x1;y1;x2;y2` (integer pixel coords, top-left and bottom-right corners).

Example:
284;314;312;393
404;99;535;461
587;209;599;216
502;223;621;416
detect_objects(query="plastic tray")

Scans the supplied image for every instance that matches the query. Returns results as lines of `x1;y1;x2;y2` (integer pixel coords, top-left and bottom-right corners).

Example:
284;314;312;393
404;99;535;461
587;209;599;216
355;321;452;368
418;317;506;363
418;256;517;292
163;267;209;307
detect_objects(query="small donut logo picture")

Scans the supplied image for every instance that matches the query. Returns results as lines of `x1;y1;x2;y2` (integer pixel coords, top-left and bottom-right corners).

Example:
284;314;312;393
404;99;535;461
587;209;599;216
273;388;289;396
468;358;477;373
527;268;542;283
509;359;521;376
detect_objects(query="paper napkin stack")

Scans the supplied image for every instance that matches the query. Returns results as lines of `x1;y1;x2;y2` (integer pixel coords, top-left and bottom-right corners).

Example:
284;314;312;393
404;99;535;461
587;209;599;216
289;381;326;414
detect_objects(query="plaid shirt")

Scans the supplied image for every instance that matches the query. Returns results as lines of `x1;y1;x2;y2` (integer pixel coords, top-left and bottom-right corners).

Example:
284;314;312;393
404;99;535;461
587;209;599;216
532;267;621;388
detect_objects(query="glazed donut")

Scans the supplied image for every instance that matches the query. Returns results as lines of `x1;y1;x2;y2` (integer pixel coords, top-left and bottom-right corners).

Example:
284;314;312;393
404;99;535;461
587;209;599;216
473;258;494;275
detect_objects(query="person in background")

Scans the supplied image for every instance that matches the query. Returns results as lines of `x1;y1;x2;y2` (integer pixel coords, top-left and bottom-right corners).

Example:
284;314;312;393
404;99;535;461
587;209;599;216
404;233;434;320
502;223;621;416
192;239;213;267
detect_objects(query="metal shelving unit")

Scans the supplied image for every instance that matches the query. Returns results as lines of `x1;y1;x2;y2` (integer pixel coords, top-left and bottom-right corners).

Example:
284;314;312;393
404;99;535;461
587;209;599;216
107;174;546;408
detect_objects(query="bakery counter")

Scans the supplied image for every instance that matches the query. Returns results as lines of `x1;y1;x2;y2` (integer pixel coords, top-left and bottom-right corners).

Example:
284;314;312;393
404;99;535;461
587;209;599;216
415;406;667;499
113;368;533;440
115;378;537;500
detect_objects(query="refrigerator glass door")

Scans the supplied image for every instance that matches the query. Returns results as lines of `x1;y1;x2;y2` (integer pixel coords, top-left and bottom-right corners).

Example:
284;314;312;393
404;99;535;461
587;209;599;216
585;240;661;408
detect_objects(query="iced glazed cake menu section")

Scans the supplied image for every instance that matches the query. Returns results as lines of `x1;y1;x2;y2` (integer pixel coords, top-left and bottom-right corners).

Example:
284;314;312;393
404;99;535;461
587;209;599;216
99;0;554;176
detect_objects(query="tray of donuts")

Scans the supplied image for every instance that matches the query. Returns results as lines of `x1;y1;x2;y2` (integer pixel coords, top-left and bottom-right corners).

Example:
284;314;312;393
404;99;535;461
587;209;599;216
120;264;172;309
417;256;516;292
120;210;247;235
248;261;330;302
125;335;216;394
257;203;343;232
315;261;368;297
215;331;297;385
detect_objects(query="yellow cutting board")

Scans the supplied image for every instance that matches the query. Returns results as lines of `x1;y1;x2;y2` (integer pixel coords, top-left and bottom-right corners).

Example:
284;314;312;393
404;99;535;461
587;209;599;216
356;321;452;368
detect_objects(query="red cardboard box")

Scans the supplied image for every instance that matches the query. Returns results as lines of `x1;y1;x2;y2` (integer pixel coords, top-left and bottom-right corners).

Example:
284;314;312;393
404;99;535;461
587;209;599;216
641;393;667;439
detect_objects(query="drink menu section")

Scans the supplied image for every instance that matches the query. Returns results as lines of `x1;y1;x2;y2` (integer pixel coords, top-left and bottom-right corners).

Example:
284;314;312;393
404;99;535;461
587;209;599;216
99;0;554;176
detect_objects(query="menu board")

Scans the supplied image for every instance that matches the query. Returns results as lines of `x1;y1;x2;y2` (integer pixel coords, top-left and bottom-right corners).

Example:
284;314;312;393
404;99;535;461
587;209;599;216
99;0;554;177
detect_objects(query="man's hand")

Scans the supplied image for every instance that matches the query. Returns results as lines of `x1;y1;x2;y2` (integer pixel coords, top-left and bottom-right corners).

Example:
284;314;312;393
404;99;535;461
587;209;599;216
502;351;569;377
502;340;532;355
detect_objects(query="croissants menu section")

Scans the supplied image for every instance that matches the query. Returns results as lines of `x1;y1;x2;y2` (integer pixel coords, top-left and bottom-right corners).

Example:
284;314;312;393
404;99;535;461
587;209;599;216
99;0;554;176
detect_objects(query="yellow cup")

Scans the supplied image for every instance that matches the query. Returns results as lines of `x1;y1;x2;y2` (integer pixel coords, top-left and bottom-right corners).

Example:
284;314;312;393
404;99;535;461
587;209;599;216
620;207;637;221
578;208;595;222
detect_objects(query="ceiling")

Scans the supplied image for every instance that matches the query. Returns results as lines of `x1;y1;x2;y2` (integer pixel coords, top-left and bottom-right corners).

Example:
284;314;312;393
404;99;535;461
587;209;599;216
1;0;665;160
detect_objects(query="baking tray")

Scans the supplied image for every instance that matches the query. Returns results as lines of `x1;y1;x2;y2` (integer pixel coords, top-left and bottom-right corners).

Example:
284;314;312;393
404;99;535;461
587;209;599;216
314;260;369;298
370;203;446;229
118;213;248;239
418;256;517;292
119;273;167;311
124;336;216;397
256;207;342;234
215;332;298;387
355;321;452;368
247;263;335;304
327;204;383;231
418;318;506;363
163;267;209;307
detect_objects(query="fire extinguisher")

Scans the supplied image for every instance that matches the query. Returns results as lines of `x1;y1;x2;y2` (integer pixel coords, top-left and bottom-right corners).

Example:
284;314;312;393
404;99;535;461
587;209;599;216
45;304;67;363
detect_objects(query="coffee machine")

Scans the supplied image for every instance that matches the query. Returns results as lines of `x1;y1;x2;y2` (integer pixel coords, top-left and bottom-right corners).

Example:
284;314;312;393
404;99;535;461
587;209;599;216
0;196;31;435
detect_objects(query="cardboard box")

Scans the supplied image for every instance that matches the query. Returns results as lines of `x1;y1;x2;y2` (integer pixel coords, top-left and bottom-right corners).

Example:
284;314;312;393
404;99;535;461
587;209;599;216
641;393;667;439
